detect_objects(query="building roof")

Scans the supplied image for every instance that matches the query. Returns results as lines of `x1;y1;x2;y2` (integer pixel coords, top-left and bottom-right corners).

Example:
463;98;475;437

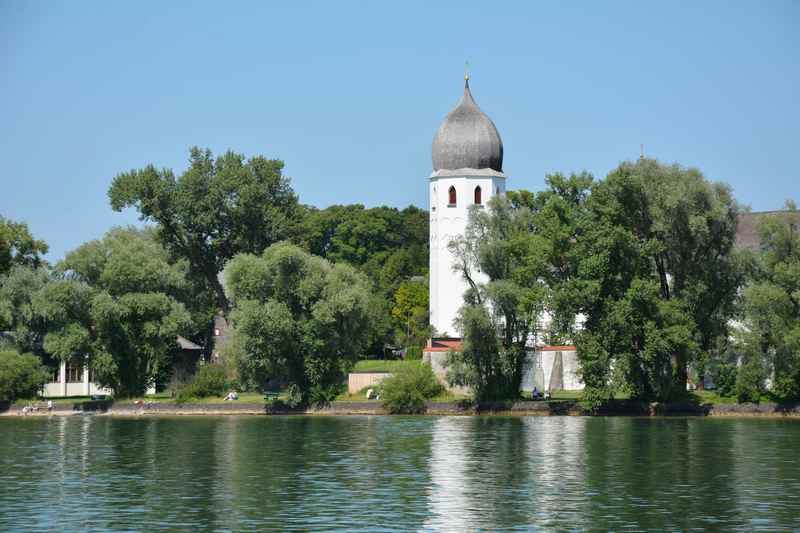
735;210;796;251
176;336;203;350
432;79;503;173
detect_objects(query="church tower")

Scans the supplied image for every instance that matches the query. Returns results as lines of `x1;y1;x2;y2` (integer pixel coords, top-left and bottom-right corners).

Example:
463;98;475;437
428;76;506;337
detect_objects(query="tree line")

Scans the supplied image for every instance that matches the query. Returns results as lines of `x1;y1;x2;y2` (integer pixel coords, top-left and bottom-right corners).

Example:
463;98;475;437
1;148;797;407
448;158;799;406
0;147;428;402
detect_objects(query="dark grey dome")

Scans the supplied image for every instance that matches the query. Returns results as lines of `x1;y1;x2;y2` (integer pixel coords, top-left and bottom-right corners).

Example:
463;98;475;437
432;80;503;172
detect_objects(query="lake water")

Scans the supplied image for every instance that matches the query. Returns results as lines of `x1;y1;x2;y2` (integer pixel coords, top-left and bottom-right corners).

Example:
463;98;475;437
1;416;799;532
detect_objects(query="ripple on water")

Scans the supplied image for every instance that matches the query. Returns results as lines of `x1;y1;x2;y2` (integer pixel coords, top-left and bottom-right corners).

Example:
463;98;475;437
0;416;798;531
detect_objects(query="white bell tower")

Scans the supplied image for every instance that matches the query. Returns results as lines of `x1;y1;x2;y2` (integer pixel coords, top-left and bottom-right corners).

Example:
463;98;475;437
428;76;506;337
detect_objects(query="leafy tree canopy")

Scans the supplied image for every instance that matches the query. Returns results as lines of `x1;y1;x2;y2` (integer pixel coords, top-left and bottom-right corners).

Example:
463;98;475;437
225;242;374;405
574;158;742;405
35;227;193;396
0;216;48;276
108;147;300;314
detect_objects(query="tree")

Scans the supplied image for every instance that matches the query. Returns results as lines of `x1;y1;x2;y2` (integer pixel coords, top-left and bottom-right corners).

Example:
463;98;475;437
735;202;800;401
574;159;741;405
391;279;431;349
35;227;193;397
0;266;51;356
225;242;374;405
0;216;48;276
108;147;300;314
0;350;50;401
447;194;552;400
297;204;429;353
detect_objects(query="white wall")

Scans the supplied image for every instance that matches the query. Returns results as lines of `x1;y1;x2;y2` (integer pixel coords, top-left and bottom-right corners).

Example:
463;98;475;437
429;172;506;336
521;349;583;392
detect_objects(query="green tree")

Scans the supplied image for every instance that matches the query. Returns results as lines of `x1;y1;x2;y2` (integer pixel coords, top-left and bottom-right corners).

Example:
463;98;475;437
447;193;555;400
225;242;374;406
391;279;431;349
735;202;800;401
0;266;51;355
297;204;429;353
574;159;741;405
0;216;48;276
0;350;50;401
35;227;193;397
108;147;300;314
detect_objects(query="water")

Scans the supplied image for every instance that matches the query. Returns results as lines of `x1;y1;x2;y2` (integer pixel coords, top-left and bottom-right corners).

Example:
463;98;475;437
1;416;799;532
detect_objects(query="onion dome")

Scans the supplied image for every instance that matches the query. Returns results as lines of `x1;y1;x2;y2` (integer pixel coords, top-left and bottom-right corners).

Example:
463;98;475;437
432;78;503;172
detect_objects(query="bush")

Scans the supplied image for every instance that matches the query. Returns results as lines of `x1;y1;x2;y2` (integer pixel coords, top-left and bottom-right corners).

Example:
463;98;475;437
175;364;229;401
712;363;737;397
0;350;50;401
380;362;443;414
404;346;422;360
736;356;766;404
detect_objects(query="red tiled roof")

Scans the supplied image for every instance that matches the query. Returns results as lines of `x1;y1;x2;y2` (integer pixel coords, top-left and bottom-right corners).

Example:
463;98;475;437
540;345;576;351
423;338;463;352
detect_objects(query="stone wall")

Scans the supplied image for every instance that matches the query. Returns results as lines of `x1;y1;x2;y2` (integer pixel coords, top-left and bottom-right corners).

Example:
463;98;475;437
347;372;391;395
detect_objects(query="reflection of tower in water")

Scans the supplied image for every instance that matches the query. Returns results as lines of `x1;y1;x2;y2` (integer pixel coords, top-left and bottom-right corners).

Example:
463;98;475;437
424;418;479;531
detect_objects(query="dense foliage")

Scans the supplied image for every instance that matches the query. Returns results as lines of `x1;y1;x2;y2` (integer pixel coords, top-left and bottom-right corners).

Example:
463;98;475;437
41;228;194;397
0;350;50;401
224;242;373;406
0;216;49;276
451;160;745;405
175;364;230;401
379;362;443;414
734;203;800;401
297;204;429;353
567;160;741;406
109;147;300;315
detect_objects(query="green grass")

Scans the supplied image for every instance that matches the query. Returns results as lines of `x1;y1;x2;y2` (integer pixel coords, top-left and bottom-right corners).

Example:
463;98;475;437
351;359;424;373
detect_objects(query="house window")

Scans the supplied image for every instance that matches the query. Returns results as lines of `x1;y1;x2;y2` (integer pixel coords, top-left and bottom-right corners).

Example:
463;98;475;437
474;186;482;205
448;186;457;206
66;361;84;383
496;186;500;195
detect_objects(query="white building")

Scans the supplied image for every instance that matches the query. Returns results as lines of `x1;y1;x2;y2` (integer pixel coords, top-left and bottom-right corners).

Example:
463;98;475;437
424;76;582;392
428;76;505;336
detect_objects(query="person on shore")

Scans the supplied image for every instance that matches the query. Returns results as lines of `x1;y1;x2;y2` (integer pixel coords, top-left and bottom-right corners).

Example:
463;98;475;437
47;400;53;412
224;390;239;401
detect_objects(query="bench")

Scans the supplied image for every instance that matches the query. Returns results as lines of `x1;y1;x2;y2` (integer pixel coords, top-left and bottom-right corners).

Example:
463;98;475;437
263;391;281;401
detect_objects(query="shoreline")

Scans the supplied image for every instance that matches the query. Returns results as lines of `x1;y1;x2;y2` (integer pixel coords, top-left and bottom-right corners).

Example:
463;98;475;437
3;399;800;418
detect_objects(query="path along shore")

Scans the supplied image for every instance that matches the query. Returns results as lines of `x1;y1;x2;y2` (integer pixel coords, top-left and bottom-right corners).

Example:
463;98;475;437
4;399;800;417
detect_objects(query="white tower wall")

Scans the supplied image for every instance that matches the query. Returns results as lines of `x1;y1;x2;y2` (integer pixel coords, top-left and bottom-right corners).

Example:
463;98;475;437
429;172;506;336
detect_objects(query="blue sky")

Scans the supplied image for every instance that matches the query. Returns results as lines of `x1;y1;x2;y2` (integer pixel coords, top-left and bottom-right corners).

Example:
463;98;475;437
2;1;798;261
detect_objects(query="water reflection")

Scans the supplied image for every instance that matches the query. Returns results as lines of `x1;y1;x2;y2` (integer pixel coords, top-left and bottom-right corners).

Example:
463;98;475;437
0;416;799;532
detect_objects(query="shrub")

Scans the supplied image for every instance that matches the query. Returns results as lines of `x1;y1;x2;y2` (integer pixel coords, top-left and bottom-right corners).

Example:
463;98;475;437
404;346;422;360
174;364;229;401
736;356;766;404
380;362;443;414
711;363;737;397
0;350;50;401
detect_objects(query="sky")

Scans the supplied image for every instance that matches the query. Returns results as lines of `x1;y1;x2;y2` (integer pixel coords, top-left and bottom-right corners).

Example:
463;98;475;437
1;1;798;261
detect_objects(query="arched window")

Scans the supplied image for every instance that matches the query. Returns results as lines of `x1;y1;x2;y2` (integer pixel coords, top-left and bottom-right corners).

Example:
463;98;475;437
448;186;457;206
496;186;500;195
474;186;482;205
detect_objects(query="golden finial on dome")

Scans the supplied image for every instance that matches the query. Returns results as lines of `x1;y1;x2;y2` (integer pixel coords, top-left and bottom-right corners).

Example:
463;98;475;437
464;60;470;82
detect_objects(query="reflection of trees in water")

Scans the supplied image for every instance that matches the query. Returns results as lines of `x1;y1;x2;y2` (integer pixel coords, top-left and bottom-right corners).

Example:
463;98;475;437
581;418;737;530
210;416;436;530
729;419;800;528
101;417;224;530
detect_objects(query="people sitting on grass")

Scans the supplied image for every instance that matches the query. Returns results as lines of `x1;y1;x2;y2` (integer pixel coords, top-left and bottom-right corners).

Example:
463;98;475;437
224;390;239;401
